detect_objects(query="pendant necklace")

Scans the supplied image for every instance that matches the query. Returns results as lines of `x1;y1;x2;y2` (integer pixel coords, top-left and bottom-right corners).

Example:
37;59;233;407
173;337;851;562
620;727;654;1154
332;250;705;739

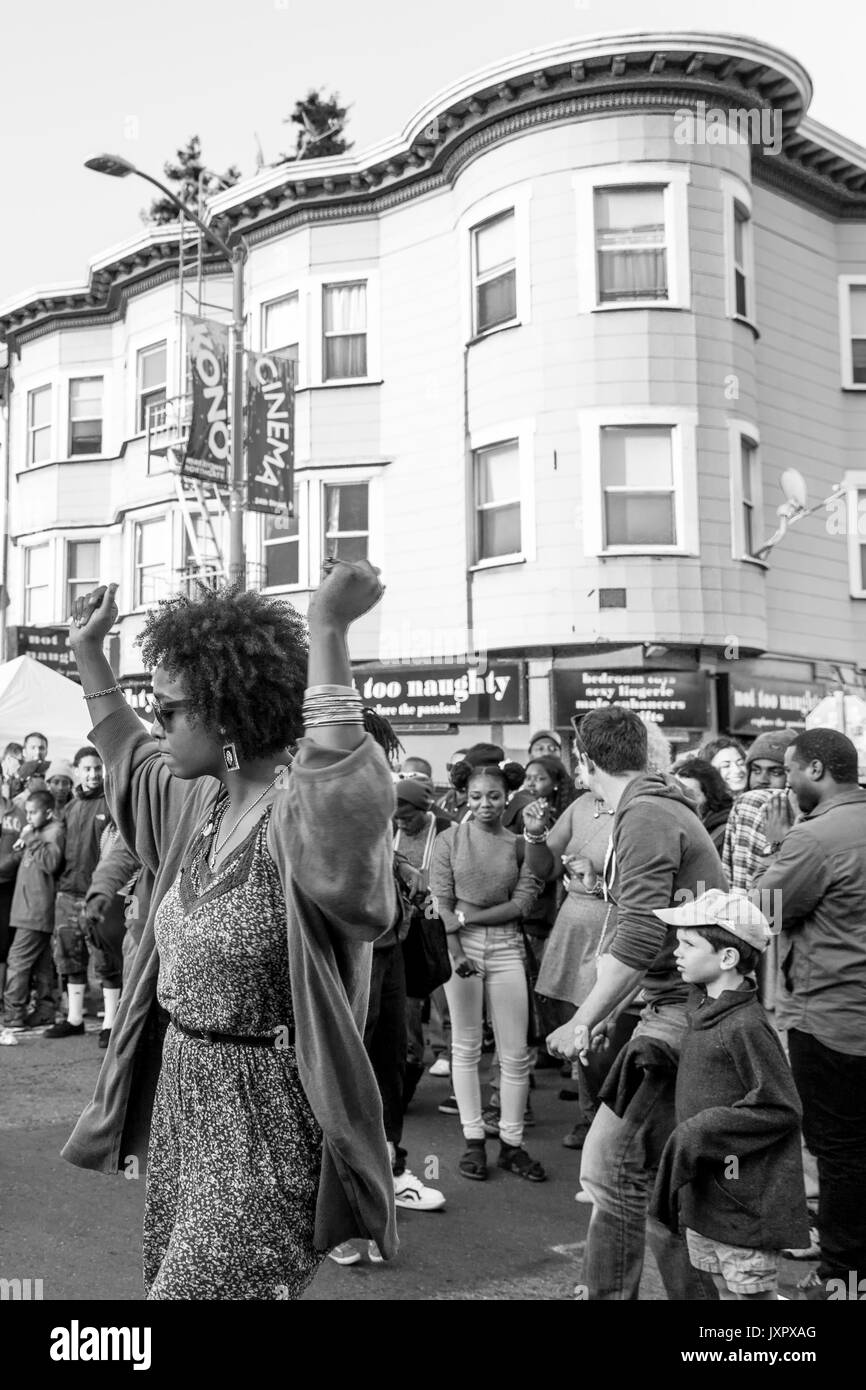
206;775;280;869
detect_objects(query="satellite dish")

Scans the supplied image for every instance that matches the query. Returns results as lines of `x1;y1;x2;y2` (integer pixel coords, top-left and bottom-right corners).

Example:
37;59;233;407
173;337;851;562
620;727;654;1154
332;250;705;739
780;468;808;511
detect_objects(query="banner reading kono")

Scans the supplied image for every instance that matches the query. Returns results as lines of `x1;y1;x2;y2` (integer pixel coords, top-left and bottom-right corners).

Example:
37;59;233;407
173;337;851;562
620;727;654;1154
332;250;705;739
246;351;294;515
183;317;230;485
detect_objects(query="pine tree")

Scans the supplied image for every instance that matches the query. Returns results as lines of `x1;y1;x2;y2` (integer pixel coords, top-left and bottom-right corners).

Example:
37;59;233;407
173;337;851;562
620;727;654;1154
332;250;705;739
144;136;242;224
275;89;353;163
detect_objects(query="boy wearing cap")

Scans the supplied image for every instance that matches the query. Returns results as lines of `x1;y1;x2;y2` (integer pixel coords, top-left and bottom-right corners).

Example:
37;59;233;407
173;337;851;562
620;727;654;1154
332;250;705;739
650;890;810;1300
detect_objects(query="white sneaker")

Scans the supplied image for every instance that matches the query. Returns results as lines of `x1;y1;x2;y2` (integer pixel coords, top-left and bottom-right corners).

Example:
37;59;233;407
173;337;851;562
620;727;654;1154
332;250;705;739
327;1242;361;1265
0;1028;19;1046
367;1241;385;1263
428;1057;450;1077
393;1168;446;1211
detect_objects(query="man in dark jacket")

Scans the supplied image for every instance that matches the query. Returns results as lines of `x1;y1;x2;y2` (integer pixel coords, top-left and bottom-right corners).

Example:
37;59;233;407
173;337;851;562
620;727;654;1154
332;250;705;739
45;749;110;1040
753;727;866;1299
650;890;809;1300
531;705;727;1300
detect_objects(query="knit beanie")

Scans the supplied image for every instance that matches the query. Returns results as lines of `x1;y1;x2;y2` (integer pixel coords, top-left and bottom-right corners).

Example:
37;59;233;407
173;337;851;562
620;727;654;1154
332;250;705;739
745;730;797;768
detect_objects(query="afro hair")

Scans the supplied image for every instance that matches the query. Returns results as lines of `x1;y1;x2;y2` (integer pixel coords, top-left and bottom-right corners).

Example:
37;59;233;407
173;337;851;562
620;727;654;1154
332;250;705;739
137;584;308;762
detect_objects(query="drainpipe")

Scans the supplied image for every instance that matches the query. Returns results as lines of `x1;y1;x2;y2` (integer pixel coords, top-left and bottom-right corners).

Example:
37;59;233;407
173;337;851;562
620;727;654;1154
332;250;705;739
0;354;11;664
463;343;474;668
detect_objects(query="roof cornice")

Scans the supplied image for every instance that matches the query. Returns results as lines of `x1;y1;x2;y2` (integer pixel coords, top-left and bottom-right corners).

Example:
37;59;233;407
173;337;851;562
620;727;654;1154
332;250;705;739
3;30;865;343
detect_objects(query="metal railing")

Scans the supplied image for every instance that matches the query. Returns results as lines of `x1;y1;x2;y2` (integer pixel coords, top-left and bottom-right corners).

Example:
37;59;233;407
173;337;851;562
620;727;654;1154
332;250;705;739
145;394;193;460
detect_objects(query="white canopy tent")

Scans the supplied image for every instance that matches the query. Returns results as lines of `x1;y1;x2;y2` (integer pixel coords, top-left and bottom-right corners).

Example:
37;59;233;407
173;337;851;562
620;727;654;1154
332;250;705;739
0;656;92;764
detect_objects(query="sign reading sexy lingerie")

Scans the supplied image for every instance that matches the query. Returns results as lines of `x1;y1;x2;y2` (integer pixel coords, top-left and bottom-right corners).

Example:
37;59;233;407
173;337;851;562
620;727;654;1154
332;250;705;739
13;626;79;681
554;669;708;728
245;351;295;515
725;674;825;734
354;662;526;724
183;316;231;485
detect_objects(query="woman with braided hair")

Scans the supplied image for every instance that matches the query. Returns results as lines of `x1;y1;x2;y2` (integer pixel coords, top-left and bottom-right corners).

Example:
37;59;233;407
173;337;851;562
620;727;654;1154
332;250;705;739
61;561;398;1300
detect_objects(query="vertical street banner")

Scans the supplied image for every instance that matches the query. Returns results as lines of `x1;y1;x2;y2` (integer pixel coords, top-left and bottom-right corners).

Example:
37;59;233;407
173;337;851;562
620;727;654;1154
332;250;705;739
183;317;231;485
245;351;295;515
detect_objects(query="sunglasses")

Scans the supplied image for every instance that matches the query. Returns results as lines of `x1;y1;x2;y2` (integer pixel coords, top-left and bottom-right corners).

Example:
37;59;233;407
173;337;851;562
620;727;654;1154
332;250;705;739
145;695;191;728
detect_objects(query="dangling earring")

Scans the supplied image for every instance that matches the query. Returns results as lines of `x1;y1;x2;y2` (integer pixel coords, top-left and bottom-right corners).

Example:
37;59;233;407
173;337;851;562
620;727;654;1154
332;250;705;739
220;728;240;773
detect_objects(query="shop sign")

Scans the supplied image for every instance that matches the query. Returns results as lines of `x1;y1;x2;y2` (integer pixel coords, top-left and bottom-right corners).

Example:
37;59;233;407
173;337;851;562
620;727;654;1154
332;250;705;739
354;662;525;724
553;669;708;728
13;626;79;681
726;675;825;734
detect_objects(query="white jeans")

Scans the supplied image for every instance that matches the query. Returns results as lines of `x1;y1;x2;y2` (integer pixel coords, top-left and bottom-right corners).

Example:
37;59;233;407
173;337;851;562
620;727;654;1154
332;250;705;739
443;925;530;1147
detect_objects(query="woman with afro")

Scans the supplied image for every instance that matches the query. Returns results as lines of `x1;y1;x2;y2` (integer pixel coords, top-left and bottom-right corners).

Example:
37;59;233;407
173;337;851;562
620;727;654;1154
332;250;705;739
61;561;398;1300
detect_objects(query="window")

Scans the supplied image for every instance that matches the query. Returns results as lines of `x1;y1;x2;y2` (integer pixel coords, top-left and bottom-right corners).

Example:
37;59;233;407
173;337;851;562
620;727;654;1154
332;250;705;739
473;440;521;561
841;282;866;387
472;211;516;334
262;294;299;365
728;422;764;562
137;343;167;430
739;437;761;557
733;203;750;319
27;385;52;465
842;474;866;597
600;427;676;546
263;488;301;587
134;517;168;606
323;483;368;561
181;513;222;593
68;377;103;455
323;283;367;380
595;187;667;303
67;540;100;612
24;545;51;623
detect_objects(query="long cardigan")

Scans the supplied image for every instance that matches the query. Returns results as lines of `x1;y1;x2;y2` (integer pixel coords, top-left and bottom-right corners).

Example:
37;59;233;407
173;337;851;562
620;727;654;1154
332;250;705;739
61;705;399;1259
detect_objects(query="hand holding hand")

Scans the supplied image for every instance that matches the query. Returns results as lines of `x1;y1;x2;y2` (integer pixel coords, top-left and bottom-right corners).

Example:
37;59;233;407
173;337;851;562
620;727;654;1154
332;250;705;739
562;855;597;891
522;799;550;836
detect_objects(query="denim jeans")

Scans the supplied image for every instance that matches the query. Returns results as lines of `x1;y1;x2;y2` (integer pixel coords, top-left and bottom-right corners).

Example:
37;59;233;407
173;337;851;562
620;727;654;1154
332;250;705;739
443;925;530;1146
579;1001;718;1301
788;1028;866;1285
3;927;55;1025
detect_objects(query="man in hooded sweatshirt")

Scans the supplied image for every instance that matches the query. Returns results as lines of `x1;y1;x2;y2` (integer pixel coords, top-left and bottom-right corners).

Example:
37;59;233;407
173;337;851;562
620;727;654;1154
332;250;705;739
526;705;727;1300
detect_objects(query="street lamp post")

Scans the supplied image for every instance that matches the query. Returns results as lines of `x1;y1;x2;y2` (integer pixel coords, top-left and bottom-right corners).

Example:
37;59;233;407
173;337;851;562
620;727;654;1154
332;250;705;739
85;155;247;589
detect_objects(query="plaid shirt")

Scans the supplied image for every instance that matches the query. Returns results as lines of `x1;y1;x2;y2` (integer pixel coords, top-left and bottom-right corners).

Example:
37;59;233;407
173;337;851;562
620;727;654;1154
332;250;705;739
722;790;775;892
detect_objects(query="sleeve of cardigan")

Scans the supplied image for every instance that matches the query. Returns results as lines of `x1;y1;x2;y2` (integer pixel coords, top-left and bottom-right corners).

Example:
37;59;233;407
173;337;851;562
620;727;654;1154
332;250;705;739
270;731;397;944
87;704;201;877
86;833;141;906
511;849;543;918
429;827;457;913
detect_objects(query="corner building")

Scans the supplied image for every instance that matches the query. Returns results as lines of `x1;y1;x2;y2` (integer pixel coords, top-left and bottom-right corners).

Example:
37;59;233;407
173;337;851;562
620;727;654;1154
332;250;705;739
2;31;866;771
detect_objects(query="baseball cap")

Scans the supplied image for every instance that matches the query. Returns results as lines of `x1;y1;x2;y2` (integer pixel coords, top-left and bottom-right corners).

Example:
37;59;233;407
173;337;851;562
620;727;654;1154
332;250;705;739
654;889;775;952
395;779;433;810
19;759;50;781
745;730;797;768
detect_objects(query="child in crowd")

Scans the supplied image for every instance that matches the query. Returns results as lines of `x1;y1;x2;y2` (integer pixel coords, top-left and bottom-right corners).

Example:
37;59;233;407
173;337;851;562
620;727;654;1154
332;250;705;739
1;789;65;1041
650;889;810;1301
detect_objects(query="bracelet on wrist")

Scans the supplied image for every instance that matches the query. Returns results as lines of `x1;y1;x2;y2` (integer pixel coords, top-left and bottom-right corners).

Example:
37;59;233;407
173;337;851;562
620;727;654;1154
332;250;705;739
523;828;549;844
82;684;122;701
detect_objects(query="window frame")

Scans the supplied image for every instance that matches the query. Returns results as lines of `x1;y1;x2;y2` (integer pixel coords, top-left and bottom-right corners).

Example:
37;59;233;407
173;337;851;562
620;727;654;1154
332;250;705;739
468;420;536;571
728;420;766;565
322;280;368;383
580;407;699;557
65;537;102;614
132;514;170;610
23;542;52;624
460;186;532;345
322;479;371;563
471;209;518;337
261;291;301;372
574;164;691;313
136;341;168;432
306;272;380;388
839;276;866;391
843;471;866;597
261;483;304;592
67;376;104;457
27;384;52;466
721;175;756;329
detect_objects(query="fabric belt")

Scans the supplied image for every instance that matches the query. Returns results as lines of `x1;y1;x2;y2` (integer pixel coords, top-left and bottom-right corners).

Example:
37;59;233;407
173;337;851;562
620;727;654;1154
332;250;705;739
170;1016;293;1047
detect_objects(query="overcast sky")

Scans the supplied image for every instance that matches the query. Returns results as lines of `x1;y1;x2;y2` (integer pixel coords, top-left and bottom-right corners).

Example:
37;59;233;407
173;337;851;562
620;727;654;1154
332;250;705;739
3;0;864;306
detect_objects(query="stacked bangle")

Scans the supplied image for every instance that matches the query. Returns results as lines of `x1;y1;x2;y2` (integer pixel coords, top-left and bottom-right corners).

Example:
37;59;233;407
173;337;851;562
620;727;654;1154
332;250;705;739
523;828;549;844
302;685;364;729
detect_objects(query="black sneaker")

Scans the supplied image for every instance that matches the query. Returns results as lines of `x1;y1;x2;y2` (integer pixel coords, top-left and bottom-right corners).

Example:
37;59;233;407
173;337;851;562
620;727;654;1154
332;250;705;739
98;1029;111;1050
437;1094;460;1115
44;1020;85;1039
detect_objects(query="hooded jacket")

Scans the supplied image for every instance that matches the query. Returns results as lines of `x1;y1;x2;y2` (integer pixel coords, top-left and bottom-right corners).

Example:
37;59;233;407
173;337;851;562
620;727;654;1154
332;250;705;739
608;774;727;1004
650;982;810;1250
61;704;399;1259
57;785;111;896
10;818;65;931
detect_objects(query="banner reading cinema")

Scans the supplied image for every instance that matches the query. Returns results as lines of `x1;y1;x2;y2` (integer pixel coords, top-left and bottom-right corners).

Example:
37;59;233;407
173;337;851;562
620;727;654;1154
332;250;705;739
183;317;230;485
246;351;295;515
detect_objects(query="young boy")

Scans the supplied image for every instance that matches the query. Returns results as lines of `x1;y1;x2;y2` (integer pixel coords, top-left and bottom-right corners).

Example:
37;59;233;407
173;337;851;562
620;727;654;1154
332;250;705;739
650;889;810;1301
0;789;65;1041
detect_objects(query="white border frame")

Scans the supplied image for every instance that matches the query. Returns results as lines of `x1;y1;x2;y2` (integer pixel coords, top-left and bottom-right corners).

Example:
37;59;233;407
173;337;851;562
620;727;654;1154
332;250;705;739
307;271;381;388
579;406;699;556
574;164;691;314
727;418;767;565
63;533;104;616
839;276;866;391
720;173;757;330
468;418;536;570
459;184;533;344
21;537;55;624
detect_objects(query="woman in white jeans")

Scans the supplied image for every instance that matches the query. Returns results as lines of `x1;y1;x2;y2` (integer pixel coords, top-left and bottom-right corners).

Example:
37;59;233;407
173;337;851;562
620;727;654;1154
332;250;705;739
430;762;546;1183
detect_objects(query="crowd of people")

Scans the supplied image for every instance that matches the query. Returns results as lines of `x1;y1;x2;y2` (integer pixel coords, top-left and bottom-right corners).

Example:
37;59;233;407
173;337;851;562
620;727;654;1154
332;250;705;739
3;568;864;1303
